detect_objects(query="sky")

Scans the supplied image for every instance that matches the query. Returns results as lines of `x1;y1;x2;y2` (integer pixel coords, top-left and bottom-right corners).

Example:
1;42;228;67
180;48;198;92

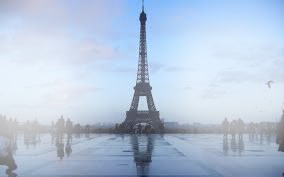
0;0;283;125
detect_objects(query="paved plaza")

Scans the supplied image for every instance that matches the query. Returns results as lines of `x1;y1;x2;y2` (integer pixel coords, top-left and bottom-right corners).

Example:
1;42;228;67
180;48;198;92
0;134;283;177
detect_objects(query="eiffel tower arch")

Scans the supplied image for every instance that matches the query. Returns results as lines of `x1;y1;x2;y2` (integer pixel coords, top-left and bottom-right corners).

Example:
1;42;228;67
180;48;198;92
122;1;164;133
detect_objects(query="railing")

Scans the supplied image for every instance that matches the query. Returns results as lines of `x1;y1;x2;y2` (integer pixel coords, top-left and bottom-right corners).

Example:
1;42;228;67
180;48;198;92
136;111;150;114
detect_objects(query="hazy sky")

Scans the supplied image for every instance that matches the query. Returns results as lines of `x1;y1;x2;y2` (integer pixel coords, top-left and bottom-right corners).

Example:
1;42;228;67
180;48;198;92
0;0;283;125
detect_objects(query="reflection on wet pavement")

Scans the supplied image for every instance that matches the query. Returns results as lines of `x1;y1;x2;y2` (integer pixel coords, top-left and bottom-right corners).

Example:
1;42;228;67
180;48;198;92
0;134;283;177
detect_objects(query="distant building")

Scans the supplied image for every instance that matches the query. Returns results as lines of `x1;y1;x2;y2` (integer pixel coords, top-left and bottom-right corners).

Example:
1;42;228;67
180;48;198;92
164;122;179;129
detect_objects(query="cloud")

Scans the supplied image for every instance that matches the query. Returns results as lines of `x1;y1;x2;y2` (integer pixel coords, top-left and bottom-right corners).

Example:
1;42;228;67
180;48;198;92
164;66;193;72
184;86;192;90
207;44;284;86
202;88;226;100
90;63;136;73
215;70;262;84
149;63;165;73
0;0;126;67
148;63;193;73
93;63;193;74
43;81;100;107
211;43;283;65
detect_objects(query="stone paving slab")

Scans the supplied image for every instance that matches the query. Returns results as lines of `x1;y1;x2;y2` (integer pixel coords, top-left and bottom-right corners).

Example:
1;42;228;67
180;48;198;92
0;134;283;177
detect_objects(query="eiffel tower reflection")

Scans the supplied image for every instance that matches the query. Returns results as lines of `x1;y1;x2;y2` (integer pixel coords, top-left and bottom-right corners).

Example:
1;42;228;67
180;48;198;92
131;135;154;176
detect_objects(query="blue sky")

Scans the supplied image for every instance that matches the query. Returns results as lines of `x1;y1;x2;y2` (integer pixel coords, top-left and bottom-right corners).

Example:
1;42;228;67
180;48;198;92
0;0;283;124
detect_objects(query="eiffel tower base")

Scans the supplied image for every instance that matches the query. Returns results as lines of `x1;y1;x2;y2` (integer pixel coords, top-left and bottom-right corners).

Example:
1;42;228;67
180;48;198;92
122;111;164;133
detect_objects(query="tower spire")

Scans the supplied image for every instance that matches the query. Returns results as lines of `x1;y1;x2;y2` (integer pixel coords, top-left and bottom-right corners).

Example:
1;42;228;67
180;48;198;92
142;0;144;12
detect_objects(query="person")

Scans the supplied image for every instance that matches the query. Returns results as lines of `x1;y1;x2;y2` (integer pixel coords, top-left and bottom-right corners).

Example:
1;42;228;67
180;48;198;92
0;115;17;173
237;118;245;140
85;124;90;134
276;110;284;151
8;118;13;140
13;119;18;141
248;122;255;139
65;118;73;138
137;124;142;134
51;121;55;135
31;120;38;140
254;123;259;140
276;110;284;176
222;118;230;138
230;120;237;139
56;116;65;143
24;121;31;139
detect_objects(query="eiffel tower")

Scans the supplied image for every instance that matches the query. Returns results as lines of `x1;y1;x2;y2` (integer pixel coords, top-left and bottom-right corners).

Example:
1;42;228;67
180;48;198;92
122;0;164;133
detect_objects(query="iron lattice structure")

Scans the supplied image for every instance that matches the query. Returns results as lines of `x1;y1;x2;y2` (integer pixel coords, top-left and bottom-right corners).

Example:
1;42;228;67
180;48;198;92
122;3;164;133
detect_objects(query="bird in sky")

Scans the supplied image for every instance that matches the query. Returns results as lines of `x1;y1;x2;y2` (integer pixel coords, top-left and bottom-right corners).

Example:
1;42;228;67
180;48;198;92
266;80;274;89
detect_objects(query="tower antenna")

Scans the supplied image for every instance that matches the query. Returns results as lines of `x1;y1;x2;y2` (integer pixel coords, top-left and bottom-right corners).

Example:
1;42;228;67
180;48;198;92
142;0;144;11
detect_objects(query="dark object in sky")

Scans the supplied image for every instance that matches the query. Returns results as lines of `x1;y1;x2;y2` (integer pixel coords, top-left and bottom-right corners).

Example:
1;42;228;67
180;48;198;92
121;1;164;133
266;80;274;88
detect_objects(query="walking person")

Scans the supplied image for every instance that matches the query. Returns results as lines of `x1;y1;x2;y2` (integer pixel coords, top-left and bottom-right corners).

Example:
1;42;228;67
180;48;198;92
56;116;65;143
230;120;237;139
0;115;17;174
276;110;284;176
254;123;259;140
248;122;255;140
13;119;18;142
65;118;73;139
222;118;229;139
237;118;245;140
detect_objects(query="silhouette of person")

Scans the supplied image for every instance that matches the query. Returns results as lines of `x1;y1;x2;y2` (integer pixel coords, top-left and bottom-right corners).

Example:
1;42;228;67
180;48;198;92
276;110;284;176
237;118;245;140
13;119;18;142
8;118;13;141
254;123;259;140
222;118;229;138
24;121;31;139
137;124;142;134
230;120;237;139
0;115;17;174
249;122;255;139
65;118;73;139
276;110;284;152
56;116;65;143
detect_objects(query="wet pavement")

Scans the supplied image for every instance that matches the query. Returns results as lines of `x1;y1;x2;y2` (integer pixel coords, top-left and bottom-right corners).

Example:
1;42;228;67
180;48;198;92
0;134;283;177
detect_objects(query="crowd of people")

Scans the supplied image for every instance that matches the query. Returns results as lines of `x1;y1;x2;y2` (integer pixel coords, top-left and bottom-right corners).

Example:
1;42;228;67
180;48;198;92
0;115;77;173
23;120;40;144
50;116;74;160
222;118;245;139
222;118;275;140
114;122;165;134
0;115;18;142
134;124;155;134
1;112;284;174
51;116;73;142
